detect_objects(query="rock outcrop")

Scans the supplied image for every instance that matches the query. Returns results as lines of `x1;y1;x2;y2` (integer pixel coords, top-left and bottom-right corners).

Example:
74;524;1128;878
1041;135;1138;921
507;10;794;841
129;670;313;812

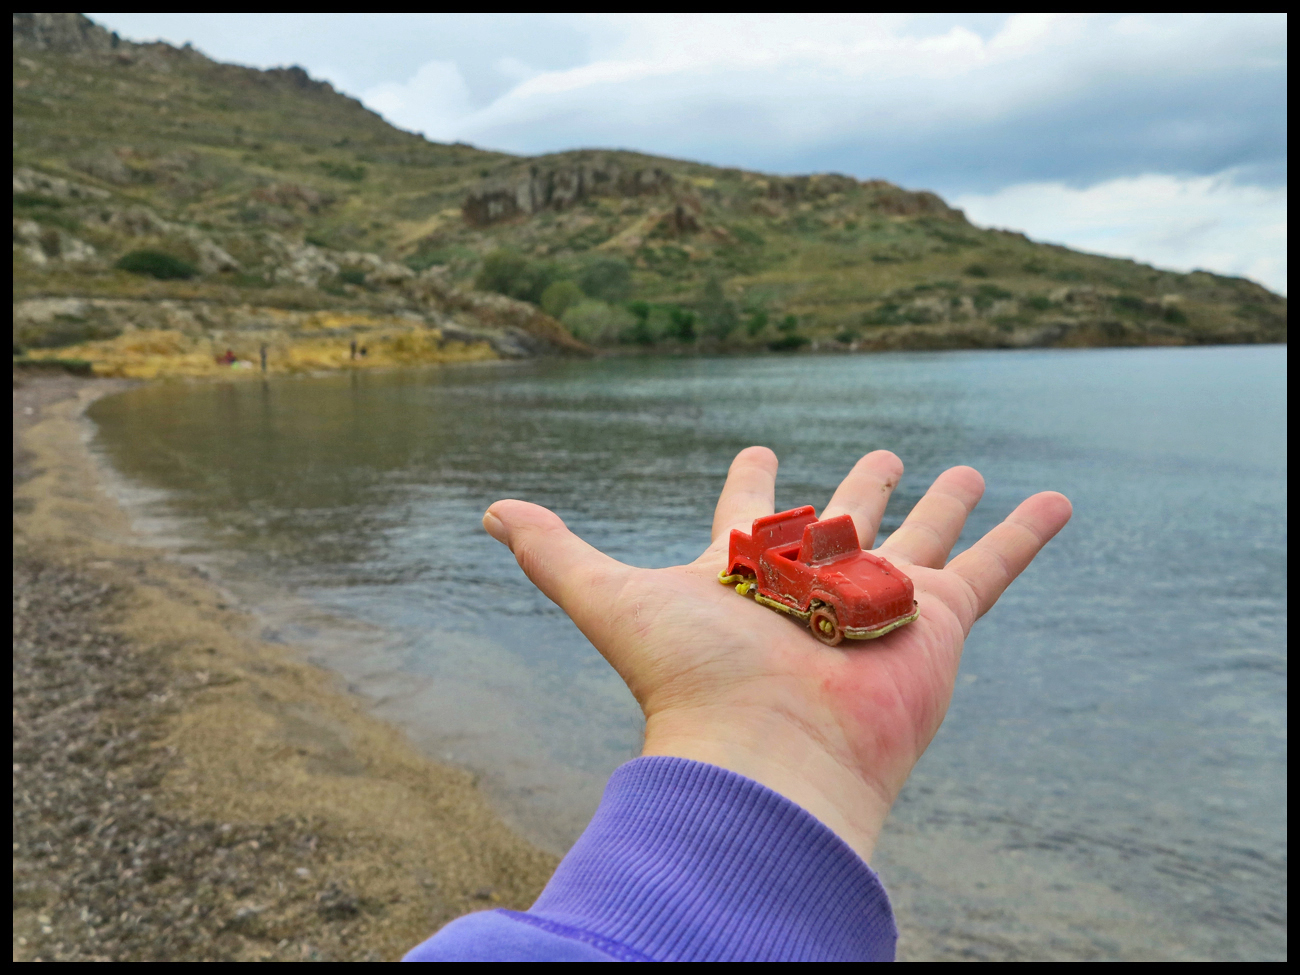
12;220;97;265
13;167;111;202
463;159;675;226
12;12;119;53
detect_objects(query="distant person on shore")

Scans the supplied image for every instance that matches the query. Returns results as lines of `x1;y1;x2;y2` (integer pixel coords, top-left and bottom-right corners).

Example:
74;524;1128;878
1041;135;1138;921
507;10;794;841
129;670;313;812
405;448;1072;962
350;339;358;360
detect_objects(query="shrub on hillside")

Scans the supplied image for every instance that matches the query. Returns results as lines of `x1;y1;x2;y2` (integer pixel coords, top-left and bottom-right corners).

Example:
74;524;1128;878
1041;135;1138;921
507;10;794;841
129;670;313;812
541;280;584;318
666;307;697;343
699;277;739;339
114;250;197;280
974;284;1014;310
475;250;561;305
561;300;636;344
769;333;809;352
769;313;808;350
1113;294;1149;314
577;257;632;303
318;160;367;182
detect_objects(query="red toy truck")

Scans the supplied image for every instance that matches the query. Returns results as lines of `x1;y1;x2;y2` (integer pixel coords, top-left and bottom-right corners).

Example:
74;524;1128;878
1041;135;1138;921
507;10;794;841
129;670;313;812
719;506;918;646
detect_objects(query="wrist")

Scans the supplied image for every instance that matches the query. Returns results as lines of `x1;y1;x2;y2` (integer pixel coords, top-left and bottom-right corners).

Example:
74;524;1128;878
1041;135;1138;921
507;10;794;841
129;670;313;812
641;706;893;863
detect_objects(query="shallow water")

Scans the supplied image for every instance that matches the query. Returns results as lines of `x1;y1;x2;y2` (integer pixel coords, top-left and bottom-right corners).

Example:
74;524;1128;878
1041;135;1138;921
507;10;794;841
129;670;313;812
89;346;1287;960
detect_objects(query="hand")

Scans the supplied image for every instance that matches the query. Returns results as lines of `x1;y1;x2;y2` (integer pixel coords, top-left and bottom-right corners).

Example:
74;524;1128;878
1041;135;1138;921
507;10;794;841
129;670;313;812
482;447;1072;863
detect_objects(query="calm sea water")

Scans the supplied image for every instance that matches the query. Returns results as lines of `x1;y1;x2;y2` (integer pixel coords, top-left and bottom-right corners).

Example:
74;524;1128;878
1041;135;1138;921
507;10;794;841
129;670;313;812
89;346;1286;960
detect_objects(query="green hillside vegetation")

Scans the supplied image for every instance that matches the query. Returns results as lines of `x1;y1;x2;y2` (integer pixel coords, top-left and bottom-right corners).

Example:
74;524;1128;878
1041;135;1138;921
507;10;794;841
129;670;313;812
13;13;1286;369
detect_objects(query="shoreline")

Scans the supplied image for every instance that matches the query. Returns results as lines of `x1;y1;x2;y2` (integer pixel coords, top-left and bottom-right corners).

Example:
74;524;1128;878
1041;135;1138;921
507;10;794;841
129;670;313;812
12;371;557;961
16;332;1288;385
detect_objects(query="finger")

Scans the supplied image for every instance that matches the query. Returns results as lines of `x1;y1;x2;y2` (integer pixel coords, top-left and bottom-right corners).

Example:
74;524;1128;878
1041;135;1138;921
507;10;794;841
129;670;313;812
944;491;1073;630
821;450;904;550
878;466;985;568
484;500;632;640
710;446;778;543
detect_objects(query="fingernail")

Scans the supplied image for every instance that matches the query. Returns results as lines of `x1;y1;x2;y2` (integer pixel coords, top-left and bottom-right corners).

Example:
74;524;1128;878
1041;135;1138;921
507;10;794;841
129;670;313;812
482;510;508;545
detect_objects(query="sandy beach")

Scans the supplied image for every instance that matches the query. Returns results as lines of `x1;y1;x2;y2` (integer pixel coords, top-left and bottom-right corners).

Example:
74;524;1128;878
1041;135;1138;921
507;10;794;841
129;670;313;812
12;369;557;962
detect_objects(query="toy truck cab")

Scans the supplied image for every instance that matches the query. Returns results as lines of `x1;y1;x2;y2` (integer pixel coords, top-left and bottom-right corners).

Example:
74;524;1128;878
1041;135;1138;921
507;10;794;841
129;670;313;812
721;506;918;646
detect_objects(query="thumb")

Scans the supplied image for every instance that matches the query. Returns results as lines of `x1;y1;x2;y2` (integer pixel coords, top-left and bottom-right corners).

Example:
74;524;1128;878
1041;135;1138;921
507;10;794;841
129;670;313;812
484;500;631;639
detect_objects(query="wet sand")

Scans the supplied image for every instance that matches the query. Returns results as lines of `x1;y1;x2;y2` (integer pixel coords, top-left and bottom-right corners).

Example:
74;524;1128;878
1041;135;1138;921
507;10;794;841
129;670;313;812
12;371;557;961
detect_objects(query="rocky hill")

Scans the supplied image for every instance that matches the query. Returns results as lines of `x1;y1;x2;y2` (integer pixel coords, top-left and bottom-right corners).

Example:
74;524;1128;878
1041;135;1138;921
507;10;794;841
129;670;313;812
12;13;1286;375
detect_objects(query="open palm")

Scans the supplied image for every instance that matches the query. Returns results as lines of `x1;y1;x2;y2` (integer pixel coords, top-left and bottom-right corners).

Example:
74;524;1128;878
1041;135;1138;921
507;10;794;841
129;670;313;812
483;446;1071;861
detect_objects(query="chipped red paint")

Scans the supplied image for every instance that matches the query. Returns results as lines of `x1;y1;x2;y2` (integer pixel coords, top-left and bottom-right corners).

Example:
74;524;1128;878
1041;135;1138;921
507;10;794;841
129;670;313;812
720;506;918;646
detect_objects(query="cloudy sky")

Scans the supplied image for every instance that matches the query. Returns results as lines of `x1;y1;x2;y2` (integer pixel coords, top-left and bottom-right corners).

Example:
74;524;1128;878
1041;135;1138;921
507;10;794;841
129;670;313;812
89;13;1288;293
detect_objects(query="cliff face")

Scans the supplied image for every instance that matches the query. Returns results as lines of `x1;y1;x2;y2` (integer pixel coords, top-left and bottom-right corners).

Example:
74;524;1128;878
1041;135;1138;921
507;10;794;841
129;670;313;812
12;14;1285;371
463;161;675;226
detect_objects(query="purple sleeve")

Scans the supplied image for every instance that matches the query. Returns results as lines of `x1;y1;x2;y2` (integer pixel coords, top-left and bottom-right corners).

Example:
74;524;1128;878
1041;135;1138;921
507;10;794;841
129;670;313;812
404;756;897;962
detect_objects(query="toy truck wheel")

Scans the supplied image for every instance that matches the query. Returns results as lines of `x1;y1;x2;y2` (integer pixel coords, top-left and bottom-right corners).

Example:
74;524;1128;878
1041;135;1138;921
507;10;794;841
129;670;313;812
809;605;844;646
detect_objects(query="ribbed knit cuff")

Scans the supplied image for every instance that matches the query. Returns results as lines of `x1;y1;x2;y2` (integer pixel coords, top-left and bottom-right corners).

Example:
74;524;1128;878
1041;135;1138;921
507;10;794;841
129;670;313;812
527;756;897;962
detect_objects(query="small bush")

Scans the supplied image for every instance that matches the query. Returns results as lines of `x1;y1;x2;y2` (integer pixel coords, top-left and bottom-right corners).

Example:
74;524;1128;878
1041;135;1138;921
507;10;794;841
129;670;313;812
13;192;81;232
746;310;769;337
115;250;197;280
561;300;635;344
338;268;368;287
964;264;991;278
1164;306;1188;325
626;307;655;346
769;334;809;352
318;160;367;182
577;257;632;303
1113;294;1147;314
863;302;934;326
405;250;444;272
476;250;561;305
976;284;1014;301
699;277;738;339
974;284;1014;312
541;280;584;318
13;192;65;209
769;314;810;348
667;307;697;343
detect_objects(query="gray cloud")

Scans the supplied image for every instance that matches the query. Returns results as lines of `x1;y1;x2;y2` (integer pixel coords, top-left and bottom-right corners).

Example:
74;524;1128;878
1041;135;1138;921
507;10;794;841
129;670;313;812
88;13;1285;195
